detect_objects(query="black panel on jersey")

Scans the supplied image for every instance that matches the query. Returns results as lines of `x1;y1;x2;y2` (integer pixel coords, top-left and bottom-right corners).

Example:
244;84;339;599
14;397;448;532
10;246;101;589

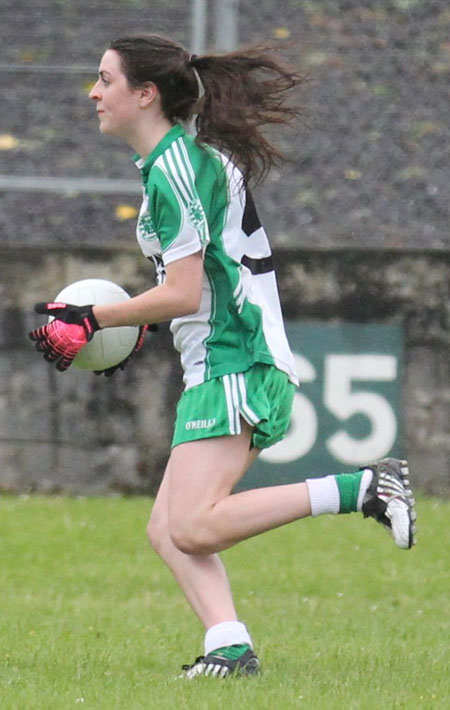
241;254;274;275
242;189;262;237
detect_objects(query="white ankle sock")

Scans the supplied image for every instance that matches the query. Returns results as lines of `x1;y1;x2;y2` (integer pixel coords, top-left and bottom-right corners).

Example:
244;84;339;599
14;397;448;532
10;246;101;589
204;621;252;656
306;475;340;516
306;470;374;516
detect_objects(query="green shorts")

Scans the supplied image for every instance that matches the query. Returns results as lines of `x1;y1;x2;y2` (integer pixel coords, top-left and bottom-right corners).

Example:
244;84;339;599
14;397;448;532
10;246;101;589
172;363;295;450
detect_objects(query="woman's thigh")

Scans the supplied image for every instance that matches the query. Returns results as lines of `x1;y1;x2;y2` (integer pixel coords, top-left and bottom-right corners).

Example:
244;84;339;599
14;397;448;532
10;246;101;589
168;419;260;523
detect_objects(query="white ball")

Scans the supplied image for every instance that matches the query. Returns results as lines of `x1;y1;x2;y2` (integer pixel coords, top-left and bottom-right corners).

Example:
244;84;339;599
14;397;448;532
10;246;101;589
53;279;140;371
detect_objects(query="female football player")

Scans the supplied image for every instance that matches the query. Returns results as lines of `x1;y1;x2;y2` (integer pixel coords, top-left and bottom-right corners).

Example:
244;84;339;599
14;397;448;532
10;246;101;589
29;34;416;678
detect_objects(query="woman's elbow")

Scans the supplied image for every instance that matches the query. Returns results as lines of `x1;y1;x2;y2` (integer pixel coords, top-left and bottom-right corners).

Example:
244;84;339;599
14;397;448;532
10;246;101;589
180;292;202;315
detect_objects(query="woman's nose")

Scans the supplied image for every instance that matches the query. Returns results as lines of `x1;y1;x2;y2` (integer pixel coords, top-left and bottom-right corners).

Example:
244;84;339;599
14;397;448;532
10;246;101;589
88;82;101;101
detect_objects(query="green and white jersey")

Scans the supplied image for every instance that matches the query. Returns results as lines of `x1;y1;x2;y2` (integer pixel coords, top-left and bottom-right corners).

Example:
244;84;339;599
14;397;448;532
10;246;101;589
135;124;298;390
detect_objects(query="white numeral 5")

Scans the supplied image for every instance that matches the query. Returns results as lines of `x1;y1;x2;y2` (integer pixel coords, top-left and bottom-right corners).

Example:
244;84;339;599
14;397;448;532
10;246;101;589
324;354;397;465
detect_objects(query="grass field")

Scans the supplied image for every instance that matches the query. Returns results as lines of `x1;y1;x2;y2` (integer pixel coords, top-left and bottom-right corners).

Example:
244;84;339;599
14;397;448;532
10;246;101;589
1;494;449;709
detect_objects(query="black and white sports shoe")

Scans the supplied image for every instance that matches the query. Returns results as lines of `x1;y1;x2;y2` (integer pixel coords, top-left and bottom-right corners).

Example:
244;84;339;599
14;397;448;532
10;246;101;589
361;458;417;549
180;648;260;679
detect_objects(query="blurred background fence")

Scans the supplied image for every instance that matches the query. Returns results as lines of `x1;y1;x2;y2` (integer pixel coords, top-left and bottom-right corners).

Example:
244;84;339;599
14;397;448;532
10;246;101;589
0;0;449;495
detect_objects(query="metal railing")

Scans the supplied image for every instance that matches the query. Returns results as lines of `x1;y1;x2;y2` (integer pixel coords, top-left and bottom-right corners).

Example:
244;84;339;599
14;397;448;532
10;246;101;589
1;0;240;196
191;0;239;53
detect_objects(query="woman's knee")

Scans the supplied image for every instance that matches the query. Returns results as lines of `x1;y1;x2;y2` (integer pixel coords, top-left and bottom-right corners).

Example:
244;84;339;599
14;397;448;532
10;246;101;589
169;516;216;556
148;509;214;556
147;509;171;557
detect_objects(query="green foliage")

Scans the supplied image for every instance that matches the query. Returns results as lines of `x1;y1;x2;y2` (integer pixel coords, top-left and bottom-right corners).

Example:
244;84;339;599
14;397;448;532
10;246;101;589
1;495;449;708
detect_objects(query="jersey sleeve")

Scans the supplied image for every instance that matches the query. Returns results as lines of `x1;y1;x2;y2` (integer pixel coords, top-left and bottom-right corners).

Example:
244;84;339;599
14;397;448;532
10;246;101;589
147;162;210;266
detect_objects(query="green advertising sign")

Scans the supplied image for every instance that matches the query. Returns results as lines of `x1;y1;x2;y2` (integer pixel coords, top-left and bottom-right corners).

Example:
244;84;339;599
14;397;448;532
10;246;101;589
239;322;403;490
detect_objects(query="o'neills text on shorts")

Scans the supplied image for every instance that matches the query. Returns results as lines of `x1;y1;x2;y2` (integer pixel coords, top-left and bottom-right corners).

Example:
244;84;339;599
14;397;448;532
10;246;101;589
185;418;217;430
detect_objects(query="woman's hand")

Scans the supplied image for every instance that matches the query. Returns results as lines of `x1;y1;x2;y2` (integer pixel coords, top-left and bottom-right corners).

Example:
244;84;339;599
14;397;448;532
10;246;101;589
29;302;100;371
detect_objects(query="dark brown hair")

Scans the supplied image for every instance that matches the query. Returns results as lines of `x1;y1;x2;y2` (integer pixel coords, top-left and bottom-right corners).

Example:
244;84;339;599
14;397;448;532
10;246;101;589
110;34;305;184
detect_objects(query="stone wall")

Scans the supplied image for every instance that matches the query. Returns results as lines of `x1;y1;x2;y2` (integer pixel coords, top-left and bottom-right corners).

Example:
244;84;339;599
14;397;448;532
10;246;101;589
0;244;448;496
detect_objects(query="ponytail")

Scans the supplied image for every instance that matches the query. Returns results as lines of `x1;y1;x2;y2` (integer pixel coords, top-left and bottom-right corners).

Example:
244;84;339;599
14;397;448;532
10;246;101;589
191;47;305;184
110;35;305;185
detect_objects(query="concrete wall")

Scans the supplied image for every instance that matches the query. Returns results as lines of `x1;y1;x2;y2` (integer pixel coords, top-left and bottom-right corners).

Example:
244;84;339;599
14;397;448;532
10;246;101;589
0;245;448;496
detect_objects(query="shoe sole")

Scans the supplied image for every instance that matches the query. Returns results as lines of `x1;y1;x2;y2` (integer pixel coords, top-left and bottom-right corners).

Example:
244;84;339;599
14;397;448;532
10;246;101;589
387;460;417;549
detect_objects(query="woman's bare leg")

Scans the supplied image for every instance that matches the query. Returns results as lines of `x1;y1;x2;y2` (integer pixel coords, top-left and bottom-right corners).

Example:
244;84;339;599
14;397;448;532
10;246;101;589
147;435;261;629
167;420;311;555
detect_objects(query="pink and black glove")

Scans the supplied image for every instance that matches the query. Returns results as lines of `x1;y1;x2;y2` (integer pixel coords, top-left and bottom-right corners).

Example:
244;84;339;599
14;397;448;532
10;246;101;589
29;302;100;372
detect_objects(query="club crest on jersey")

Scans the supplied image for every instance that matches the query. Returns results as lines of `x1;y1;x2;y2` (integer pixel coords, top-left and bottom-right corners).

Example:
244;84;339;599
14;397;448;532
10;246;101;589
138;211;158;241
188;198;206;230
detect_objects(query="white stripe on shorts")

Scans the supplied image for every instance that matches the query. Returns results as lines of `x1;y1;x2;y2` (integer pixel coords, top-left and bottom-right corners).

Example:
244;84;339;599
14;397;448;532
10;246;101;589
237;373;260;425
222;375;241;435
229;374;241;434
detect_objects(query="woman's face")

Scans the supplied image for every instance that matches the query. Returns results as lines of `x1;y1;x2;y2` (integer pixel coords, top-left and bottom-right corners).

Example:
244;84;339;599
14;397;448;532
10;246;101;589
89;49;142;137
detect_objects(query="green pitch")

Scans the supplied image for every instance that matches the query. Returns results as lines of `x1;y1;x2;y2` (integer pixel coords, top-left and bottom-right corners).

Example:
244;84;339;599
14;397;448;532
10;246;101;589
1;494;449;709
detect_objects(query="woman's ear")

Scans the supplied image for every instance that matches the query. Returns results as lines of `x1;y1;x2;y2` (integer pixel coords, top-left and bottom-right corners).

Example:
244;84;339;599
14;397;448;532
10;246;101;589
139;82;158;108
